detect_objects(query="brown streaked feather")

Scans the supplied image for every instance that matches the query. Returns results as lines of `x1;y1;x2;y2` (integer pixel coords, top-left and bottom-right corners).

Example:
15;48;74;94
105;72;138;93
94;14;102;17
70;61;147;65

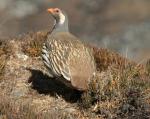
43;32;96;89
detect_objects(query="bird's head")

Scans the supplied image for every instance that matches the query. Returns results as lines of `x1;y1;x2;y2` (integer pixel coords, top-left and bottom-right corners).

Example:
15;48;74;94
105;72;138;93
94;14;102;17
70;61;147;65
47;8;66;25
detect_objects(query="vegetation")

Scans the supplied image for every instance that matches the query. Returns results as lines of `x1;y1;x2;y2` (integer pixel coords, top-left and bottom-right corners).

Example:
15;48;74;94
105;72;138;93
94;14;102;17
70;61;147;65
21;32;47;57
80;64;150;118
0;56;6;79
0;40;10;80
0;31;149;119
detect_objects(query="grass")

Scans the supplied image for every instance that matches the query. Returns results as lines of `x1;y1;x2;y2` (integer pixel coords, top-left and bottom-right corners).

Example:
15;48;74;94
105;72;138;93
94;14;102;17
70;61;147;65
79;63;150;118
0;56;6;78
21;31;47;57
0;31;150;119
0;39;10;80
0;39;11;56
0;96;80;119
146;59;150;76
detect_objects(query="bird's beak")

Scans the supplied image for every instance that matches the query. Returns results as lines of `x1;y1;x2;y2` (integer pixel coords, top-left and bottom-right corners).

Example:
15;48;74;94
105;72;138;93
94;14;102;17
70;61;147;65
47;8;54;14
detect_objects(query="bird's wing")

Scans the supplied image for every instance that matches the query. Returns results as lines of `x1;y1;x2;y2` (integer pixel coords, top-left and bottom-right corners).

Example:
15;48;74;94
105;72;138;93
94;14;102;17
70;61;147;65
51;32;95;90
45;32;73;81
46;32;95;90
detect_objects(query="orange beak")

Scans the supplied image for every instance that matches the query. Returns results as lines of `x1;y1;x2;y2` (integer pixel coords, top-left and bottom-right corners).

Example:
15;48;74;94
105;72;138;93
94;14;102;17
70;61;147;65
47;8;54;14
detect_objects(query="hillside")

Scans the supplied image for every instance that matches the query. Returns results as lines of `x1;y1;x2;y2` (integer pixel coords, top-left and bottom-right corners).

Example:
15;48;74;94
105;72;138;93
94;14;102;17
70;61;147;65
0;31;150;119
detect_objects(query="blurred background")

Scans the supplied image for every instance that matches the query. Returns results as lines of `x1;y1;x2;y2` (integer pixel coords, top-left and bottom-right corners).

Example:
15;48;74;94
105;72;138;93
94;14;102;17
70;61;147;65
0;0;150;62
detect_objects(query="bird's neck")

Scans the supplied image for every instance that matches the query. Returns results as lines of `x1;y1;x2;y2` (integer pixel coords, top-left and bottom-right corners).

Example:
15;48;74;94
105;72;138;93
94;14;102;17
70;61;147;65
51;14;69;34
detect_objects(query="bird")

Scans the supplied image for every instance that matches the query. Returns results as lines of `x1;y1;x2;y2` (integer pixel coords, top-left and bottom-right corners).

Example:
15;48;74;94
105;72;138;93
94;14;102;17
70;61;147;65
41;8;96;91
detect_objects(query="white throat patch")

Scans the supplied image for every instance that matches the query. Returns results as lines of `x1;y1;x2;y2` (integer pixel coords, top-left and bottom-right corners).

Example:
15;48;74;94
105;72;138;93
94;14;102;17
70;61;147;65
59;13;65;25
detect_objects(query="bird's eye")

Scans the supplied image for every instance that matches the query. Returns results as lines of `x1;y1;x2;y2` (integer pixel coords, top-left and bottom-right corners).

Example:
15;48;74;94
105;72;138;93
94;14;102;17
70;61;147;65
55;10;59;13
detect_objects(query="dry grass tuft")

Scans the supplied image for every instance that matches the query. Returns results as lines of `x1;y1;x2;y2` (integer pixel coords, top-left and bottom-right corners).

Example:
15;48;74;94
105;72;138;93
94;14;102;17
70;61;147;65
0;96;36;119
0;96;79;119
146;59;150;76
0;40;10;80
0;56;6;77
92;47;130;72
0;39;12;56
80;64;150;118
21;31;47;57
